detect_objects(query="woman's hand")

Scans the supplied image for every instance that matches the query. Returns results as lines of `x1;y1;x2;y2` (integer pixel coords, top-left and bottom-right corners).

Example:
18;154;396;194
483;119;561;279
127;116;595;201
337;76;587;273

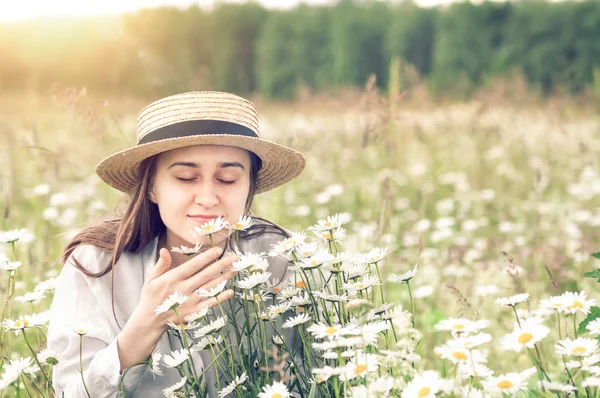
117;246;237;371
141;246;237;330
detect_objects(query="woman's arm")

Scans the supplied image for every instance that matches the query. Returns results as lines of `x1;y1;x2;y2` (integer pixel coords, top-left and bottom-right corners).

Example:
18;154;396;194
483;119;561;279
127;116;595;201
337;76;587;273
48;246;150;397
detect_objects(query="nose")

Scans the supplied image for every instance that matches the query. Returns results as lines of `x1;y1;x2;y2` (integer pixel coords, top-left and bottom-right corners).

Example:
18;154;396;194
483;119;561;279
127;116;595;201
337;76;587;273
193;180;219;208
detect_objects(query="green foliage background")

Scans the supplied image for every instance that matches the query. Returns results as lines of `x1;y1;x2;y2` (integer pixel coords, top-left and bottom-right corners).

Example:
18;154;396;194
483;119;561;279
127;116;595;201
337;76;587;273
1;0;600;98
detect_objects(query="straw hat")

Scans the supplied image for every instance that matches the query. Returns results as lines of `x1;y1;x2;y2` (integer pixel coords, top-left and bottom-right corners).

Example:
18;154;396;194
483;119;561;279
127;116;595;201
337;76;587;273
96;91;305;194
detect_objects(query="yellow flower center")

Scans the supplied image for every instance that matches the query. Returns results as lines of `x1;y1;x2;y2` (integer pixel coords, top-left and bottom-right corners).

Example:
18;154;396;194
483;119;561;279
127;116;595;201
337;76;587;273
296;281;306;289
354;364;368;375
417;387;431;397
253;294;260;301
553;303;562;307
452;324;465;330
273;394;282;398
15;320;29;328
272;287;281;293
325;327;338;335
201;225;213;231
569;301;584;309
452;351;468;360
355;283;365;290
573;346;586;354
324;222;332;226
497;380;513;389
323;232;332;240
234;223;244;229
518;333;534;344
297;306;305;311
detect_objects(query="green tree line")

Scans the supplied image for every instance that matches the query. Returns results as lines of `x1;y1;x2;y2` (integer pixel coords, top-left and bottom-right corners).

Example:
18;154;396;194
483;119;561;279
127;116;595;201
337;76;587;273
1;0;599;99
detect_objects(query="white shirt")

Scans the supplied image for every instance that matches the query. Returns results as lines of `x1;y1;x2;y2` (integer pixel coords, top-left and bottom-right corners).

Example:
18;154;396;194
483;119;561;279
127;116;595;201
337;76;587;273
48;228;295;397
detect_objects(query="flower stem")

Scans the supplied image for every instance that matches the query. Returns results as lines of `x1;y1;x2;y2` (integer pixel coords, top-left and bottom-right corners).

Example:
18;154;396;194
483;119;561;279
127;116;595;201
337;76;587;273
79;335;92;398
22;329;54;395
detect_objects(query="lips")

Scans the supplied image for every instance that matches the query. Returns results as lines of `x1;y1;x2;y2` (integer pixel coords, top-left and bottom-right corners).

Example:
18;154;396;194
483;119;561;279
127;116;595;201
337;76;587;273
188;215;221;223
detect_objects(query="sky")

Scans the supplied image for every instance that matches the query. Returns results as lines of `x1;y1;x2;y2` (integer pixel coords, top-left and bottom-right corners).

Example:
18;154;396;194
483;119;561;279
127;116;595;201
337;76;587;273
0;0;458;22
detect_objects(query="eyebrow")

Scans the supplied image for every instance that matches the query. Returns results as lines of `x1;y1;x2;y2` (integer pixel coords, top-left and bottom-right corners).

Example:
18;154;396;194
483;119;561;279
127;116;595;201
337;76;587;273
167;161;246;171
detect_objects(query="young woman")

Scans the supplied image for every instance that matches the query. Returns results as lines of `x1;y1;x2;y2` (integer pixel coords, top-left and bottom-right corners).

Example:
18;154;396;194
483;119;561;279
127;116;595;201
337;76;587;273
47;91;306;397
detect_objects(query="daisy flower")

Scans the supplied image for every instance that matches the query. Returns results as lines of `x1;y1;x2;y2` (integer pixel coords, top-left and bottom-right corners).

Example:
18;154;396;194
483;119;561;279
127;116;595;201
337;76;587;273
495;293;530;307
314;227;346;243
237;291;268;302
342;353;380;380
167;320;200;331
587;319;600;336
15;290;45;304
236;272;272;290
194;335;224;350
0;261;22;272
162;348;190;368
258;381;290;398
307;322;359;340
162;377;187;397
401;370;452;398
149;348;163;377
297;250;334;270
3;314;44;336
231;215;254;231
267;302;291;316
481;367;536;394
34;277;57;293
269;233;307;257
276;286;301;301
582;377;600;387
0;228;28;243
388;263;419;283
539;295;568;312
435;339;475;364
193;316;226;338
171;243;203;256
232;252;269;273
37;348;61;366
457;362;494;378
192;216;229;237
308;213;352;232
342;275;380;293
501;317;550;352
218;372;248;398
295;242;319;258
282;313;311;329
313;291;348;303
562;291;596;315
154;291;188;314
434;318;489;335
537;380;577;393
184;308;209;323
196;280;228;299
365;247;391;264
556;337;599;357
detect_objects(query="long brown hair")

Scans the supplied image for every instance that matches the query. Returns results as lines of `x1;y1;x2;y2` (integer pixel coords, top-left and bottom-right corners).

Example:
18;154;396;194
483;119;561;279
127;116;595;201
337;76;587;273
61;150;272;327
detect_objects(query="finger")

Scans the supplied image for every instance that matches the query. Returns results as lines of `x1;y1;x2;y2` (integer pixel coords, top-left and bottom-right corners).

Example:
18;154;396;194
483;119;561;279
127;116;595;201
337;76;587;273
195;289;234;310
172;246;223;280
186;254;238;289
187;267;238;295
147;248;172;282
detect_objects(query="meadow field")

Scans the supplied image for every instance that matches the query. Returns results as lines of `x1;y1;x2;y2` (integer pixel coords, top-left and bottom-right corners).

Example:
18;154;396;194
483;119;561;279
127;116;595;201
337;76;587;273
2;86;600;396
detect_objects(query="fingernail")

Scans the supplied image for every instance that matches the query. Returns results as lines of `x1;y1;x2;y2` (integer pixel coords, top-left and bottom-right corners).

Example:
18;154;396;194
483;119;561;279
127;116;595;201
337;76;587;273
214;247;223;255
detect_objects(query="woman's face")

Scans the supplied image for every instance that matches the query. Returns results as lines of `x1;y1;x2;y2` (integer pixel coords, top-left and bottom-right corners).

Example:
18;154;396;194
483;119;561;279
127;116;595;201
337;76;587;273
150;145;252;249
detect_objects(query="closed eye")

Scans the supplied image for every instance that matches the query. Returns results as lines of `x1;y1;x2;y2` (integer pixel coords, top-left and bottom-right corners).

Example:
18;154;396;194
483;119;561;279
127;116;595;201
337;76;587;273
219;180;236;185
177;177;196;182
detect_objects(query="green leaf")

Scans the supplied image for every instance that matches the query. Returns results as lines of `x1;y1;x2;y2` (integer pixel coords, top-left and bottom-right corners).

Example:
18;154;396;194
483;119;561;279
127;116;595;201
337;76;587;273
592;252;600;260
583;269;600;283
578;306;600;335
